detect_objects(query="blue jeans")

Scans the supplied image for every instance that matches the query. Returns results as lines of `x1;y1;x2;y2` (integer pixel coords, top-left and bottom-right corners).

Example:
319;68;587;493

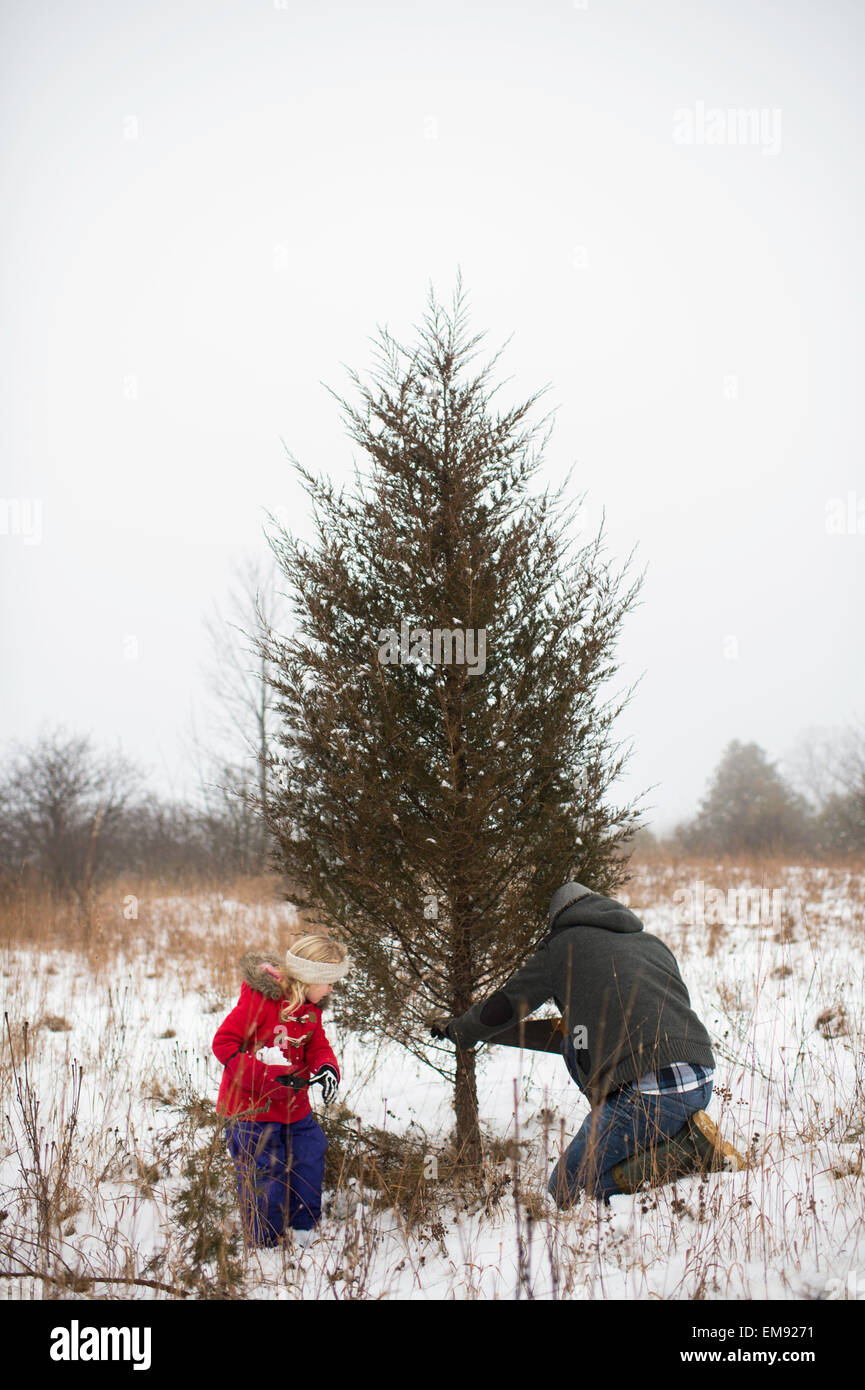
225;1112;328;1246
547;1079;713;1206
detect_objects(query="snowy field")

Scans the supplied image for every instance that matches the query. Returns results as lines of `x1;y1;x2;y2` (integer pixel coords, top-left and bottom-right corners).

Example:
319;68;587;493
1;861;863;1301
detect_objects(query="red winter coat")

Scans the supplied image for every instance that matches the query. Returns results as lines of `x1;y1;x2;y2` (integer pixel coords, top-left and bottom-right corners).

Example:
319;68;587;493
212;951;340;1124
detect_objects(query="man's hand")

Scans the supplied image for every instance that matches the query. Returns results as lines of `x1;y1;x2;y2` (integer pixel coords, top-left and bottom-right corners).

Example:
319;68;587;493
427;1015;458;1042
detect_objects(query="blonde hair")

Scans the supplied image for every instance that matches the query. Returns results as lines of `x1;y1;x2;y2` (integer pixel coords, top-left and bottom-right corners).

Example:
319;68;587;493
277;934;348;1017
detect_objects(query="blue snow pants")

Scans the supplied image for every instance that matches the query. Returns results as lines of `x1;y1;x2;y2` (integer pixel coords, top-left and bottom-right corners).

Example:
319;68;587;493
225;1112;328;1246
547;1078;714;1207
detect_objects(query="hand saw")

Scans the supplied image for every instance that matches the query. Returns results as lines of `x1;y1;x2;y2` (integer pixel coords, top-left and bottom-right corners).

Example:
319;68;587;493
482;1017;568;1054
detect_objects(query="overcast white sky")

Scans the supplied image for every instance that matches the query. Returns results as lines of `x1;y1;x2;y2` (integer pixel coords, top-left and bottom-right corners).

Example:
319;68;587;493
2;0;863;830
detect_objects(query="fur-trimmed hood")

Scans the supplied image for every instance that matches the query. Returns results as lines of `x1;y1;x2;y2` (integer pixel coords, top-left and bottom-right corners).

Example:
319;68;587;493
239;951;285;1000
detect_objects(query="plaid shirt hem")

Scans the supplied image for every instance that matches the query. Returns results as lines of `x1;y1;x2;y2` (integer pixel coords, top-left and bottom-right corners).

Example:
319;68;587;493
631;1062;714;1096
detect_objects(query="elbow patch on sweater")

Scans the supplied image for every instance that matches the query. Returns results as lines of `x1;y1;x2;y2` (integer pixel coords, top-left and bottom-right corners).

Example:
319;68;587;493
480;991;515;1027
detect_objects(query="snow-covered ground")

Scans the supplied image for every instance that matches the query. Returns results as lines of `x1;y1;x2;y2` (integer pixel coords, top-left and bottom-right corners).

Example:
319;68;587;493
1;863;863;1300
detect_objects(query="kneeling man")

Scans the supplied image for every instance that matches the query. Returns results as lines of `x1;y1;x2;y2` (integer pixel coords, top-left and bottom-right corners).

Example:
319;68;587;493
431;882;743;1204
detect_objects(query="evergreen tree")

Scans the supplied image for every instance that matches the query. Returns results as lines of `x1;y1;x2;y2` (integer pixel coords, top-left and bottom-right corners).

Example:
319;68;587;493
261;281;644;1163
680;740;812;854
815;791;865;855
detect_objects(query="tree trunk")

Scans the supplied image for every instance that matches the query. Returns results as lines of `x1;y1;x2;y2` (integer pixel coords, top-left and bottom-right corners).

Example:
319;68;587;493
453;1042;482;1167
452;887;482;1167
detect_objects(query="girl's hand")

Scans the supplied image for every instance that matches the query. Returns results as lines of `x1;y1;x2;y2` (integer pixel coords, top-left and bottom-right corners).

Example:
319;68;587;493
309;1066;339;1105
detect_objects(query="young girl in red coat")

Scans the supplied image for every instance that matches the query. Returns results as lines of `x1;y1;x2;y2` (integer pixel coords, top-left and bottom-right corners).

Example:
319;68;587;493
212;934;350;1248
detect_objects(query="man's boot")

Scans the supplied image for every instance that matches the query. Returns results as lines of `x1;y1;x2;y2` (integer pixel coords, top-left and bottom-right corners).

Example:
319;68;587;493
610;1111;747;1195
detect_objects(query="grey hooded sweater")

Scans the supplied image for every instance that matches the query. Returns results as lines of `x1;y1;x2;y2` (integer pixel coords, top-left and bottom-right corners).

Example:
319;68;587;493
447;892;715;1105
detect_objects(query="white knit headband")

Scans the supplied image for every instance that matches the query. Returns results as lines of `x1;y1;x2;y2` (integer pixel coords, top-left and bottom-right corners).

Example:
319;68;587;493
284;947;351;984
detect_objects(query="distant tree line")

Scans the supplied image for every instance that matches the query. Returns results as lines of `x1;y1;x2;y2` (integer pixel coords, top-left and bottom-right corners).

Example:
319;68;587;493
0;727;273;898
0;557;287;901
3;718;862;900
636;723;865;857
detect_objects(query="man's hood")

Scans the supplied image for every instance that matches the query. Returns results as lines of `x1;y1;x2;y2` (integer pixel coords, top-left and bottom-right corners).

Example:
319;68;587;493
549;892;643;935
